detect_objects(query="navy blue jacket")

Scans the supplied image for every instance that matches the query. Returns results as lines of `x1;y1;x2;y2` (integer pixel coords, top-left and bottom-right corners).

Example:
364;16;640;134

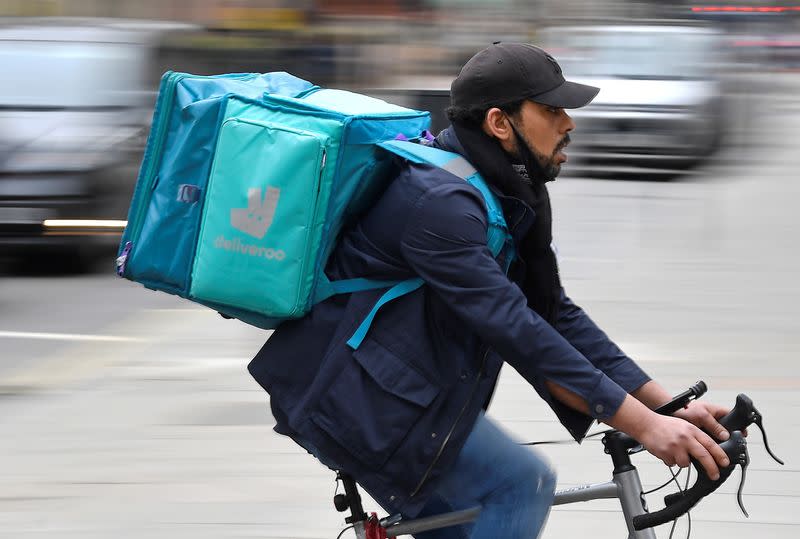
248;127;650;517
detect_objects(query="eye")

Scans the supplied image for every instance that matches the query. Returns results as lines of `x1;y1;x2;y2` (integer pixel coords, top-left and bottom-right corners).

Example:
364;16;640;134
546;106;560;114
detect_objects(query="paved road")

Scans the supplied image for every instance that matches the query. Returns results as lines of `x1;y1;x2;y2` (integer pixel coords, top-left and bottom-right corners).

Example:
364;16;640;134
1;76;798;538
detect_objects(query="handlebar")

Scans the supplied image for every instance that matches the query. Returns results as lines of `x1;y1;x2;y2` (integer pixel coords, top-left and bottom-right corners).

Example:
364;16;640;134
632;431;747;530
653;380;707;416
631;385;784;531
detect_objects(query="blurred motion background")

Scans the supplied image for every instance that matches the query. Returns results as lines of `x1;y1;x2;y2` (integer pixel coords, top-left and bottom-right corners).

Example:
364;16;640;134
1;0;799;271
1;2;799;539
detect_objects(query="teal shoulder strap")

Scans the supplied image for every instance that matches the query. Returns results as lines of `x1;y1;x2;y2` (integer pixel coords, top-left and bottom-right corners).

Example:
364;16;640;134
377;140;512;259
341;140;516;350
314;274;401;303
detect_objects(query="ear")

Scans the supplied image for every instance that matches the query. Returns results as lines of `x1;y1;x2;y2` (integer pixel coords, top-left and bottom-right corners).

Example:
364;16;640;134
482;108;516;153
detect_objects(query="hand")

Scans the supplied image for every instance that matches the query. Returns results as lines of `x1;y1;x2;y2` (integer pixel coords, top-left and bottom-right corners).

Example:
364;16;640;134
639;414;730;480
673;400;738;441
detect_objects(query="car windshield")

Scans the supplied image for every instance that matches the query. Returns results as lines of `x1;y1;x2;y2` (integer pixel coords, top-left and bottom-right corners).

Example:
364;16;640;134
548;29;717;80
0;39;147;108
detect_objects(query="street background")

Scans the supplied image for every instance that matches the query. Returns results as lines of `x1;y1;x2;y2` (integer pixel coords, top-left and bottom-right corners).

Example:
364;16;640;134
2;1;800;538
3;73;798;537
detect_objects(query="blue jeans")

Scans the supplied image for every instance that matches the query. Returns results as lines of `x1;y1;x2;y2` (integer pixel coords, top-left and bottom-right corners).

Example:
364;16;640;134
412;413;557;539
296;413;555;539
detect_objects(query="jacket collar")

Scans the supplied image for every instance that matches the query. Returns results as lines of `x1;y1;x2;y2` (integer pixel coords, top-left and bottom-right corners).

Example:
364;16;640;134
434;126;536;241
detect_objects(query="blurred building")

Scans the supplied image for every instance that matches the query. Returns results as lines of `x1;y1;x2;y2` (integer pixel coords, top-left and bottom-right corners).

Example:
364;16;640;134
1;0;796;273
1;1;797;87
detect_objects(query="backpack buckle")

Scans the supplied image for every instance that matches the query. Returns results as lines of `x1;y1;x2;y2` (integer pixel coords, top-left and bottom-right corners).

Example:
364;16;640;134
177;184;201;203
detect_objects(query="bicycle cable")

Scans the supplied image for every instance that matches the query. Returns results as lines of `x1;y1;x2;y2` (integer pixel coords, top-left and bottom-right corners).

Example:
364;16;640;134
520;428;613;446
335;524;354;539
686;509;692;539
684;466;692;539
668;513;679;539
634;463;694;539
642;466;684;496
666;463;694;539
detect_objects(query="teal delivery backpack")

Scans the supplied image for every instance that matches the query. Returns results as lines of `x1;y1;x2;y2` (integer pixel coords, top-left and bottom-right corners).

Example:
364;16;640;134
117;71;429;328
117;71;513;339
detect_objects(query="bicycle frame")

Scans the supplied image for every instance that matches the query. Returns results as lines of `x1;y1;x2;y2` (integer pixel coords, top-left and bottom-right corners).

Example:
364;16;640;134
551;431;657;539
344;430;658;539
337;383;767;539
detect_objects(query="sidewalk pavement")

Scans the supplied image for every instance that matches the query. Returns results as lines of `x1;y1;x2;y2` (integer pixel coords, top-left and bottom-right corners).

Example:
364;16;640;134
1;302;796;539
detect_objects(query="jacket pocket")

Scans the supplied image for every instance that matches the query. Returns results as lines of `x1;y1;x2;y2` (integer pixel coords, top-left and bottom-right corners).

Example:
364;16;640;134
311;338;439;469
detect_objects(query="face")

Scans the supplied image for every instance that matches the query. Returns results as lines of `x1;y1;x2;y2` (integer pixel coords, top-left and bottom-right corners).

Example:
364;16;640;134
509;101;575;180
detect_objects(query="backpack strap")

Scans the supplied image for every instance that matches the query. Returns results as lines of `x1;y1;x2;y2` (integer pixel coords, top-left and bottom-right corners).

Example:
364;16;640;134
341;140;515;350
345;277;424;349
314;275;403;302
377;140;514;262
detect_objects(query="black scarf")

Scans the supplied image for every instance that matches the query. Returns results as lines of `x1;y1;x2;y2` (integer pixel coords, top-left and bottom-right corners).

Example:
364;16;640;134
448;122;562;324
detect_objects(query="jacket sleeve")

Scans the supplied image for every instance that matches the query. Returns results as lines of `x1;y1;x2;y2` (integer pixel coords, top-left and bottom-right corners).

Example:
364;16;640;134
555;290;652;394
399;179;627;422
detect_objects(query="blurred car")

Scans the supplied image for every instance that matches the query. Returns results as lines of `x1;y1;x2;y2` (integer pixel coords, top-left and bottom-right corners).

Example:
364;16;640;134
0;18;194;271
369;24;727;180
361;86;452;134
540;24;727;178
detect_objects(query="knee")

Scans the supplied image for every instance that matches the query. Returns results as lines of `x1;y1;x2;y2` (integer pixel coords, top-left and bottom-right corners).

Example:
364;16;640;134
488;458;556;539
519;455;557;503
540;465;557;499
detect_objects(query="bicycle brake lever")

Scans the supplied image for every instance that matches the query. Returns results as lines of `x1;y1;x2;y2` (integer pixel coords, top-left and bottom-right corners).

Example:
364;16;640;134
731;437;751;518
717;430;751;518
719;394;785;466
736;459;749;518
752;412;784;465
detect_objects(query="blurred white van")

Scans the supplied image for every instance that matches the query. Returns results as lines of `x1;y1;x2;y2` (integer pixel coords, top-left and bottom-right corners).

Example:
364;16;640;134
0;18;195;270
540;24;727;178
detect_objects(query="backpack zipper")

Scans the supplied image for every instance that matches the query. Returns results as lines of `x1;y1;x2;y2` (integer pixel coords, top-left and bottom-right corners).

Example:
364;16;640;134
121;72;261;273
123;71;184;252
288;140;328;317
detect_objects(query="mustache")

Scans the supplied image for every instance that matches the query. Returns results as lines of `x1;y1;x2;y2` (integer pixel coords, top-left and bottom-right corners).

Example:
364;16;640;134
554;134;571;154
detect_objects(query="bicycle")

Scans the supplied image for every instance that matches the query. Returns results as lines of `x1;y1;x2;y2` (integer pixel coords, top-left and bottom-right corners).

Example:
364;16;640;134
330;381;784;539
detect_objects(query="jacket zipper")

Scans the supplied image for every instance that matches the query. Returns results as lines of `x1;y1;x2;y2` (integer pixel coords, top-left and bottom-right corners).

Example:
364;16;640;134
409;346;490;498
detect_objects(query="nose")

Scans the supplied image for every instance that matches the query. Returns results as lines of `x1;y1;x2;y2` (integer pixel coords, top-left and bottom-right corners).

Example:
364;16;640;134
562;110;576;133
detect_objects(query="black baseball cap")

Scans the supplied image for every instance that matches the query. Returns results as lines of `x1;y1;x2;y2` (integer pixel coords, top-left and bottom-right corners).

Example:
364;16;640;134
450;42;599;110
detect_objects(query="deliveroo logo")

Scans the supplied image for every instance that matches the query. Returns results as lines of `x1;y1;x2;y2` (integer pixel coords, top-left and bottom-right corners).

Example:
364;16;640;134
231;187;280;239
213;186;286;261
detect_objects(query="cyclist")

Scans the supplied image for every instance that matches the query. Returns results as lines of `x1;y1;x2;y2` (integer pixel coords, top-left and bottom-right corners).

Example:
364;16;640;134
248;43;733;539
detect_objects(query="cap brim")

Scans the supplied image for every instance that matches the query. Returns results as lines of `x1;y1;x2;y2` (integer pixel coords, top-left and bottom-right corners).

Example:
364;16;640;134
530;80;599;109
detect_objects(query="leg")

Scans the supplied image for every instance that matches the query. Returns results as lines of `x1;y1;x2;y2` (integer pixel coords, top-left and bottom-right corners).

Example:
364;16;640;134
414;413;557;539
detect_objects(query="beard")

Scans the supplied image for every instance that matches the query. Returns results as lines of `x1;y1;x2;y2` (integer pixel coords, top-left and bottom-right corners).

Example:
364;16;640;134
511;125;570;183
540;134;570;180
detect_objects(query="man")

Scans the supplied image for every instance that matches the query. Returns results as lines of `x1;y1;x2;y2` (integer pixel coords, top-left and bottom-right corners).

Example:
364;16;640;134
248;43;732;539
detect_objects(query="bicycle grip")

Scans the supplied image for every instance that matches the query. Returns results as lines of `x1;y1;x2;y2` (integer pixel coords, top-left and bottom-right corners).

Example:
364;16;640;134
632;481;707;530
654;381;708;416
632;432;745;531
